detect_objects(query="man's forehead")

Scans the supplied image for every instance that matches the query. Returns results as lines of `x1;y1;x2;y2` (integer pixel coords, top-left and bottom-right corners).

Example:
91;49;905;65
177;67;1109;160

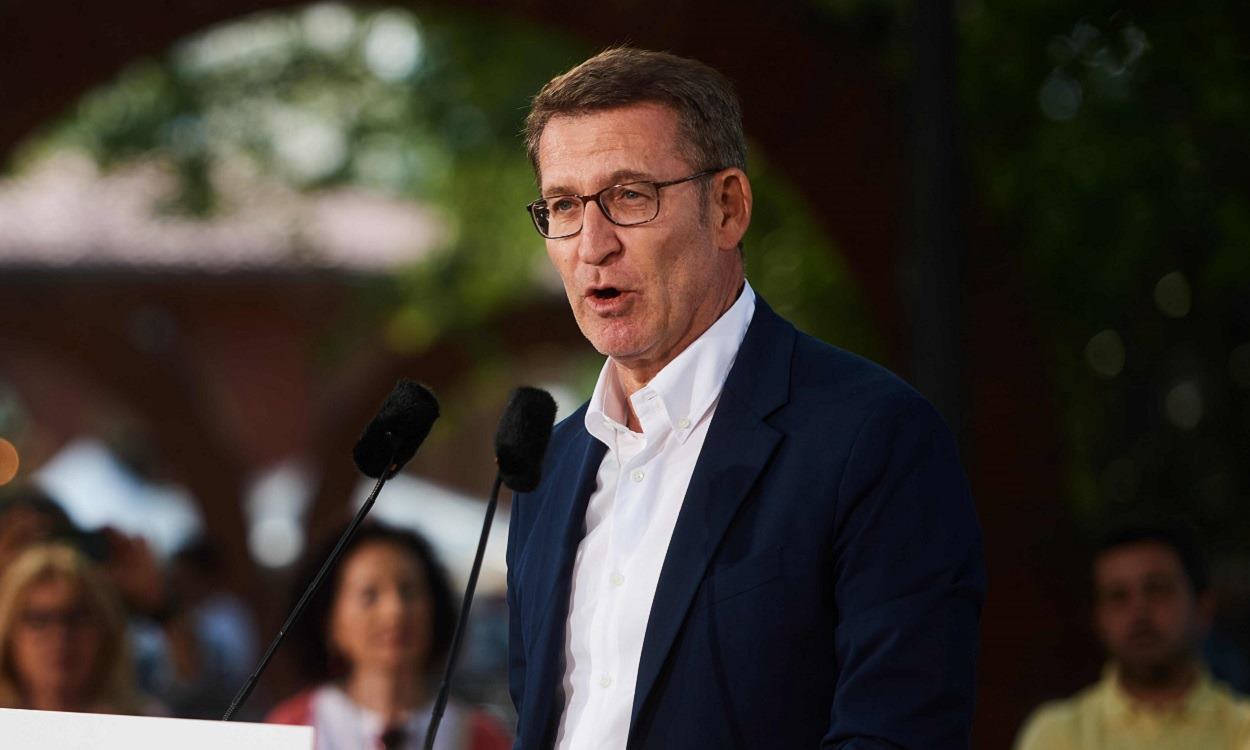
536;103;685;192
1093;541;1185;584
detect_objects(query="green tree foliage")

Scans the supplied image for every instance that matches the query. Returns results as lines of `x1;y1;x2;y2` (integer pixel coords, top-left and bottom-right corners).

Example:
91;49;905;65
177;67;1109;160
959;3;1250;549
17;4;875;396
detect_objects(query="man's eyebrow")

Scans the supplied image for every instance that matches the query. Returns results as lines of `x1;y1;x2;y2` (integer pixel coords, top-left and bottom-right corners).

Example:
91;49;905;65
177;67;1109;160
607;169;652;184
541;170;655;198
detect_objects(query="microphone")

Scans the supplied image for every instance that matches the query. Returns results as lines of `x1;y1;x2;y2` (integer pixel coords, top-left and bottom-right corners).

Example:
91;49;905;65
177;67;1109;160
495;387;558;492
424;387;557;750
221;380;439;721
353;379;440;479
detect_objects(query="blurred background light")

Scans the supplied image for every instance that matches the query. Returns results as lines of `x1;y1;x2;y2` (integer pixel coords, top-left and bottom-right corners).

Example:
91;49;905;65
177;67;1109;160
270;108;348;183
245;461;312;569
249;515;305;569
302;2;356;54
362;10;422;82
35;437;202;556
1038;72;1082;122
176;14;298;73
1153;270;1192;318
0;437;19;486
1085;329;1125;378
1164;379;1204;431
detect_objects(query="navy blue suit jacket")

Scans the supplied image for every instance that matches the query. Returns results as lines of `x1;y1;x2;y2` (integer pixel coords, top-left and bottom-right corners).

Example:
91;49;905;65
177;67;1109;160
506;297;985;749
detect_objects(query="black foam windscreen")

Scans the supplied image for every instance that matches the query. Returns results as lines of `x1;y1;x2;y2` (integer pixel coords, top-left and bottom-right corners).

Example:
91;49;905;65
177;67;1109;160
352;380;440;479
494;387;557;492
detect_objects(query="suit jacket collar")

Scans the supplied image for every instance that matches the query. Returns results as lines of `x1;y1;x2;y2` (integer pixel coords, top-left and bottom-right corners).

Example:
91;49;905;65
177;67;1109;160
519;296;795;749
628;295;795;743
520;414;605;748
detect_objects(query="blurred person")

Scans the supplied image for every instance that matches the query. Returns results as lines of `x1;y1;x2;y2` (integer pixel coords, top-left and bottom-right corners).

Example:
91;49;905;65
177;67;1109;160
0;481;167;619
268;523;510;750
0;543;150;714
0;482;80;572
149;536;259;718
507;46;984;750
0;481;233;715
1015;524;1250;749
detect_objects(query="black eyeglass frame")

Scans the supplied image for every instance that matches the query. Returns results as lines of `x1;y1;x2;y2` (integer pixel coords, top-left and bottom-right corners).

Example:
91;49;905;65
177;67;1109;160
525;168;723;239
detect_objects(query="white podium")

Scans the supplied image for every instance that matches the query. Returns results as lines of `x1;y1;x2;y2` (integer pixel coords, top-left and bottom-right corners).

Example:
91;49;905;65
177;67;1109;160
0;707;313;749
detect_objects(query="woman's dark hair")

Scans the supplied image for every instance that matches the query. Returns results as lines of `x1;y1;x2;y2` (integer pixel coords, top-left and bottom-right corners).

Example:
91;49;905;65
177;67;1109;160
285;522;457;684
0;483;79;537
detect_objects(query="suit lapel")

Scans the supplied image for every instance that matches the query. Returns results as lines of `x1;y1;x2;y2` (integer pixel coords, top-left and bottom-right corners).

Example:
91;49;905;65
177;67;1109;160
628;298;795;741
521;424;606;748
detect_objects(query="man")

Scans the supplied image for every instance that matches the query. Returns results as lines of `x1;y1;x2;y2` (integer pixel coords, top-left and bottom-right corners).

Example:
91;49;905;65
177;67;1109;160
1015;525;1250;750
506;47;985;749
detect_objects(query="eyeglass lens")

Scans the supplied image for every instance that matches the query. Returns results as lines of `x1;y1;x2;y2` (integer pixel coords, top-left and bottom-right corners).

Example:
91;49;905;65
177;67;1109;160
19;607;92;631
535;182;661;238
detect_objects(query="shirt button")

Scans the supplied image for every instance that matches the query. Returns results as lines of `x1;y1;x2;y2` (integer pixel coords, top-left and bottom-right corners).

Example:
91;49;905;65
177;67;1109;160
631;469;645;483
610;572;625;587
677;417;691;429
599;675;613;688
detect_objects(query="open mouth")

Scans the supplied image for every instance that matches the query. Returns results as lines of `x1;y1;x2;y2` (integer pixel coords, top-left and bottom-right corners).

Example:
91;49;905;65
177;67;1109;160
591;287;622;300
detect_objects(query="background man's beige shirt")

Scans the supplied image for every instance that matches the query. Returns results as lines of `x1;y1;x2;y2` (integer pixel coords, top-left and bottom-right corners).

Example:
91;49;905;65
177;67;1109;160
1015;666;1250;750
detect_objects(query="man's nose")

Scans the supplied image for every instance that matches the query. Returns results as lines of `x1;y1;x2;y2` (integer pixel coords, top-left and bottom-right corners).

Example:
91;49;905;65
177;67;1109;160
1125;591;1152;617
576;200;621;265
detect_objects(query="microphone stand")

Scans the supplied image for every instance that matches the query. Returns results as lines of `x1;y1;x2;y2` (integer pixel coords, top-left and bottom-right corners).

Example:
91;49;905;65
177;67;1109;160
221;445;400;722
423;474;503;750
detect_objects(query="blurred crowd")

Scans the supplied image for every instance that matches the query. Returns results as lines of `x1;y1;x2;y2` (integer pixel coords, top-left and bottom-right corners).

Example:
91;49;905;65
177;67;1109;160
3;474;1248;748
0;480;512;749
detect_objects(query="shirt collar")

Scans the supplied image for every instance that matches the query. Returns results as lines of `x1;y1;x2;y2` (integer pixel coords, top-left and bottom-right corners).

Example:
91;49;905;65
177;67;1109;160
1099;662;1219;724
585;280;756;448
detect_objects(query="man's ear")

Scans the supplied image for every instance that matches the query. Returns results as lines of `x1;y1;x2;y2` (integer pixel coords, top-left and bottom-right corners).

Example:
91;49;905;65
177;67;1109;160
711;168;752;252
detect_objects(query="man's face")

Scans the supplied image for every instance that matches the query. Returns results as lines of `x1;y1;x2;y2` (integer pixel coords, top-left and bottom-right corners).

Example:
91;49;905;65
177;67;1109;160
536;103;738;376
1093;541;1204;684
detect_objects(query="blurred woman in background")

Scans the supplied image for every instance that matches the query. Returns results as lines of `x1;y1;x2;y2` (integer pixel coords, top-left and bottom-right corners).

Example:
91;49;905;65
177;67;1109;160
268;523;510;750
0;543;146;714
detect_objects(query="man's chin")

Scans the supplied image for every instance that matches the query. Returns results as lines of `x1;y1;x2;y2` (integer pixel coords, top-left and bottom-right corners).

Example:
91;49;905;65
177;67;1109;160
581;325;647;362
1117;654;1192;686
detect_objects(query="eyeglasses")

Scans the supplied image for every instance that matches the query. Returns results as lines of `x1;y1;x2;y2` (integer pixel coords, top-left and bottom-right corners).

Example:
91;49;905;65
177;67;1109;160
525;168;721;239
18;607;93;632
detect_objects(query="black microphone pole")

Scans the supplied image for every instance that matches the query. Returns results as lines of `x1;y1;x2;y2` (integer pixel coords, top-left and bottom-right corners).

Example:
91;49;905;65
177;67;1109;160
424;387;556;750
222;379;440;722
221;447;397;721
423;474;503;749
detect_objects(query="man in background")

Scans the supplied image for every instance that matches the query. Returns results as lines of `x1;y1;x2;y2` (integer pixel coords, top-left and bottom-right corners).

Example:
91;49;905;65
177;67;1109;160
1016;524;1250;749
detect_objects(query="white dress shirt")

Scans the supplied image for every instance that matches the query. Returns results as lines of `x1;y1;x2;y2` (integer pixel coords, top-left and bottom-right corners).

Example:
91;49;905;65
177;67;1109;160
307;684;464;750
554;281;756;750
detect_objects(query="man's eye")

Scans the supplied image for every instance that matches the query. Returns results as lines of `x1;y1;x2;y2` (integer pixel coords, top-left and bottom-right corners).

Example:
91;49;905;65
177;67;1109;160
1099;589;1128;606
551;198;579;214
1145;580;1177;598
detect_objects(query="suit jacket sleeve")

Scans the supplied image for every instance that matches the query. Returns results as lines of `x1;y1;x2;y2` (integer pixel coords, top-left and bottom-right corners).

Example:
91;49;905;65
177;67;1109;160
823;394;985;749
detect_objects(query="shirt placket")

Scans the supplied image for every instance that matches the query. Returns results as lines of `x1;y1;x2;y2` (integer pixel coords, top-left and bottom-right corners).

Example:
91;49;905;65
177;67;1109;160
582;428;645;741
